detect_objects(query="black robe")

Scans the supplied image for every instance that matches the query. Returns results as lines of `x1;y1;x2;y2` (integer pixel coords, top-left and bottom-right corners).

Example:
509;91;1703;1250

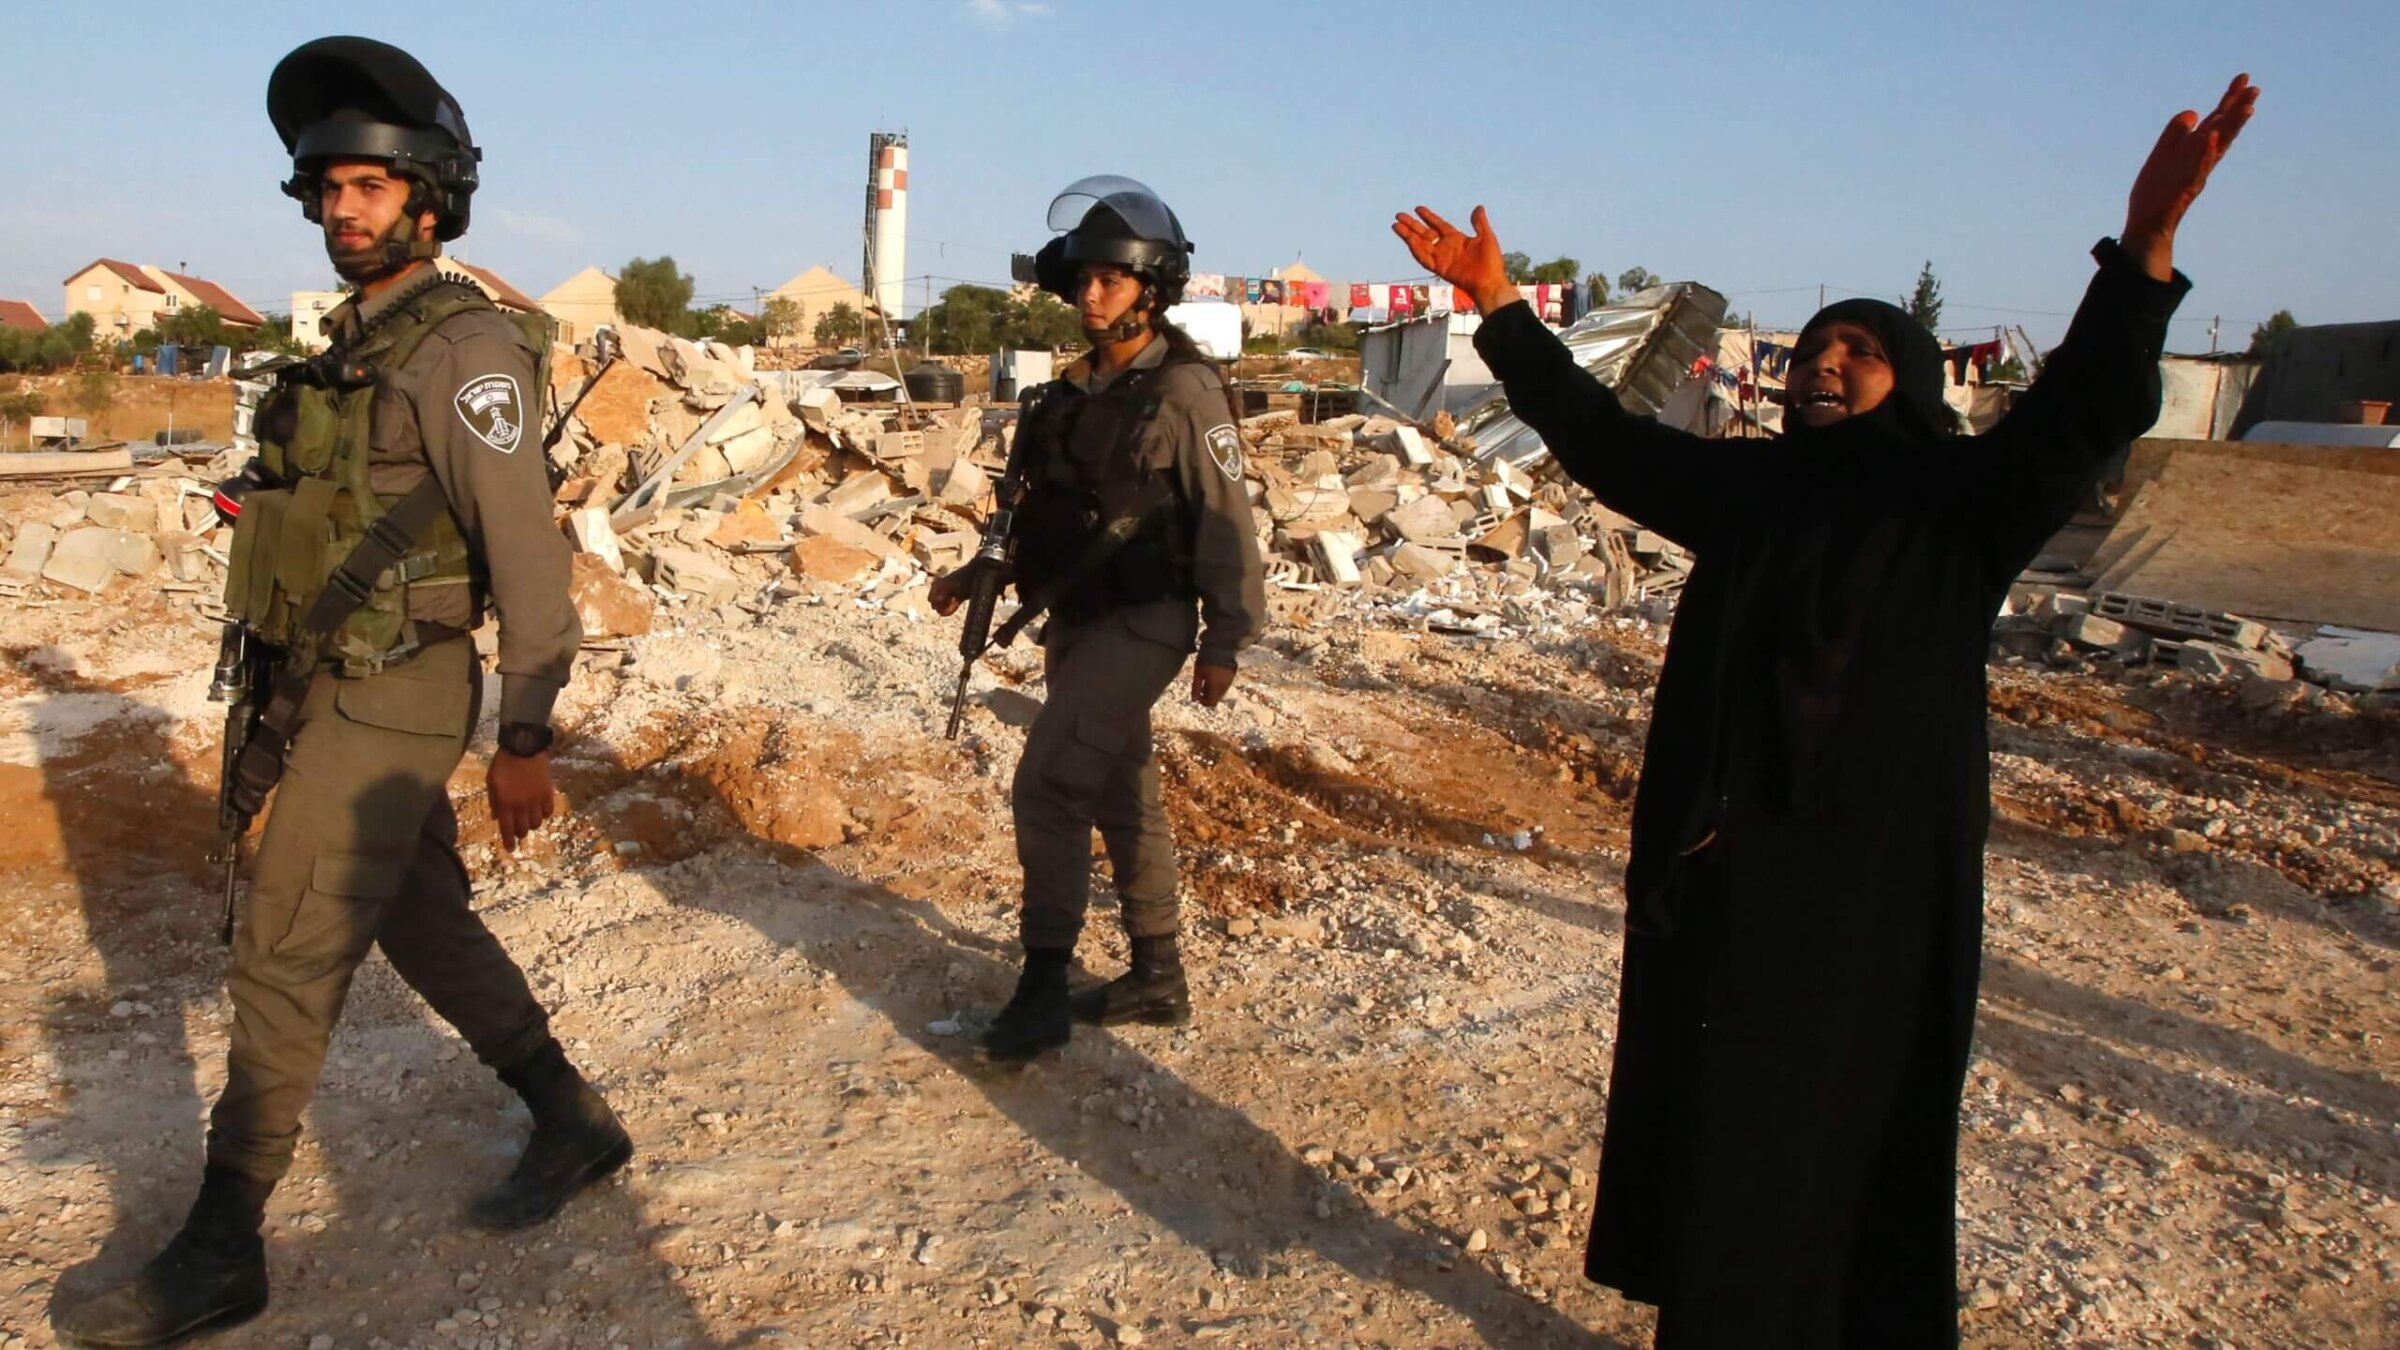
1472;242;2187;1348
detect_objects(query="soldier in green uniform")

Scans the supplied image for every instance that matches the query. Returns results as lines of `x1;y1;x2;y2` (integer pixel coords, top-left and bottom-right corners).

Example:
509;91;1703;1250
55;37;629;1348
933;177;1267;1062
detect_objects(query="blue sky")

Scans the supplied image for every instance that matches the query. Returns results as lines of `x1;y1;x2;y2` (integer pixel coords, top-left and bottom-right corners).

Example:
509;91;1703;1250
3;0;2388;350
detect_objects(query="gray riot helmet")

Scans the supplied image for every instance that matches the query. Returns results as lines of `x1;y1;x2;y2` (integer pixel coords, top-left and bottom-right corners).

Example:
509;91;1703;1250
1029;175;1194;315
268;36;481;243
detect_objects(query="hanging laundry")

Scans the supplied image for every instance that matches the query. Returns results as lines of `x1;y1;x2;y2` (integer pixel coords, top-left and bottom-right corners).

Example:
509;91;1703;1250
1429;283;1454;313
1259;279;1286;305
1452;286;1475;314
1301;280;1331;308
1227;276;1247;304
1408;284;1430;313
1188;272;1226;300
1389;285;1415;315
1754;340;1793;381
1243;279;1262;304
1350;282;1372;309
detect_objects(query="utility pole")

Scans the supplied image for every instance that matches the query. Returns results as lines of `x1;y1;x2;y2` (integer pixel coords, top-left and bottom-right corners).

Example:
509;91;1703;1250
2209;315;2220;354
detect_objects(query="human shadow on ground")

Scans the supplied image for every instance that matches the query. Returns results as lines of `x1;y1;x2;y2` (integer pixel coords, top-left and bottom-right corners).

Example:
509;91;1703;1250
1978;953;2397;1201
589;726;1629;1348
11;652;719;1347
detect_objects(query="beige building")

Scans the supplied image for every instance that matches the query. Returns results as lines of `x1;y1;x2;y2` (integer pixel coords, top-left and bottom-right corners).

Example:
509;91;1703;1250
767;265;868;348
64;259;263;339
539;266;621;346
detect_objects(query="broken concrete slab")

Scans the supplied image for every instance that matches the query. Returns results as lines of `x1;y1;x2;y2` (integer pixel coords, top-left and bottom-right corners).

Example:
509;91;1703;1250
1309;530;1364;585
1382;426;1435;466
1386;494;1458;544
575;361;669;446
798;504;903;560
83;492;159;533
822;473;894;517
3;521;59;581
567;506;625;572
1388;542;1455;581
706;500;785;550
2294;627;2400;692
2177;640;2294;682
42;527;138;592
652;545;743;606
934;457;987;507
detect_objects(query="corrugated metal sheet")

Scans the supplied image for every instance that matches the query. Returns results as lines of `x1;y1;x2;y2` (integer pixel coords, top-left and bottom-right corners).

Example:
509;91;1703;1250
1458;282;1728;473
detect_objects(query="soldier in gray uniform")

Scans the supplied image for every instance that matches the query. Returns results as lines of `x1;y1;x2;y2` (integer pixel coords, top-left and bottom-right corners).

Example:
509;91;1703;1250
56;37;628;1348
933;177;1266;1062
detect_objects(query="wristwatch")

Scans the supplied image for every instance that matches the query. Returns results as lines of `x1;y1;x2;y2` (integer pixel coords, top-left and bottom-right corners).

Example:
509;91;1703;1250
497;721;554;758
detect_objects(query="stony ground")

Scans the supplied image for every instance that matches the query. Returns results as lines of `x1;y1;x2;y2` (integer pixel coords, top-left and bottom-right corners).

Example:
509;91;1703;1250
0;578;2393;1350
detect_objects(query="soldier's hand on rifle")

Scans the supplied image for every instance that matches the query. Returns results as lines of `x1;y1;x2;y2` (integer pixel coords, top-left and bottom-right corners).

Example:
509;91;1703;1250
488;749;557;852
930;565;970;617
1192;663;1236;708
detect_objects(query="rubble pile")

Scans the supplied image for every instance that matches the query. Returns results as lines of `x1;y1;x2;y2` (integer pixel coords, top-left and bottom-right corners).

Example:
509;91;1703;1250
1996;588;2400;700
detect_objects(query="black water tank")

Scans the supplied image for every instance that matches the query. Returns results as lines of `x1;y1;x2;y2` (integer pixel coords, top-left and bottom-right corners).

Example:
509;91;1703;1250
904;364;965;404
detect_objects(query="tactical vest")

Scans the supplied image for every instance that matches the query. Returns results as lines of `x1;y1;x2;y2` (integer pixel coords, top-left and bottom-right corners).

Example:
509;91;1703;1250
223;276;551;673
1010;351;1207;621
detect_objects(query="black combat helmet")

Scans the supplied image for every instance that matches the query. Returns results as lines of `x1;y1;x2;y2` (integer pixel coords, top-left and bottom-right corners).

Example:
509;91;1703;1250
267;36;481;241
1029;175;1194;312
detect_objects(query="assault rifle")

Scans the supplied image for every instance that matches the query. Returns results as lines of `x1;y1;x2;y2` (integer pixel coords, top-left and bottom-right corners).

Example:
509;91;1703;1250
207;622;271;946
945;410;1030;740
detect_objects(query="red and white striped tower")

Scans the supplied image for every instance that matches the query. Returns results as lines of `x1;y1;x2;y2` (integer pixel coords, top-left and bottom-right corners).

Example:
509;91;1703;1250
864;132;909;320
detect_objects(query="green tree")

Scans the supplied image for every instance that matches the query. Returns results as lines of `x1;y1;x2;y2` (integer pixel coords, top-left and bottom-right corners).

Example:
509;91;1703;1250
761;296;802;345
0;387;44;447
2248;309;2298;357
1986;355;2029;383
1009;292;1082;350
1585;273;1610;309
614;256;694;330
918;286;1011;355
1906;260;1943;333
1528;256;1581;285
1617;266;1660;295
813;301;865;348
1501;251;1535;284
157;304;229;349
71;370;117;430
1296;320;1358;352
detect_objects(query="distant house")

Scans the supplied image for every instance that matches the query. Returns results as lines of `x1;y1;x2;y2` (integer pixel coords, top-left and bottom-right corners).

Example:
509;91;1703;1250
539;266;621;346
0;299;46;334
286;260;541;352
767;266;868;348
63;259;262;337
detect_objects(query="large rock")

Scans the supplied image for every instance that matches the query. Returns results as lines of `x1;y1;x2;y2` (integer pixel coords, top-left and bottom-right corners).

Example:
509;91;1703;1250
568;552;654;638
574;361;669;446
791;535;880;584
706;499;785;550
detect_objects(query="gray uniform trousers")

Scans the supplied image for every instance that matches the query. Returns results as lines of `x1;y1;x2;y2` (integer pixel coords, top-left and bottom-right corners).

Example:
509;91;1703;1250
207;637;552;1185
1011;601;1195;951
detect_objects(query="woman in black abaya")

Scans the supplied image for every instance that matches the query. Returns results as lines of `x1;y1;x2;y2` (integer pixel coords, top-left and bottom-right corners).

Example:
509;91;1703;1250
1394;76;2257;1348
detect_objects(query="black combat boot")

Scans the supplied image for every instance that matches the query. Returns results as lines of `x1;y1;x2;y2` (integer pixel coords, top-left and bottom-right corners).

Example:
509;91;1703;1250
1069;933;1191;1027
980;947;1074;1062
53;1166;271;1348
469;1038;633;1232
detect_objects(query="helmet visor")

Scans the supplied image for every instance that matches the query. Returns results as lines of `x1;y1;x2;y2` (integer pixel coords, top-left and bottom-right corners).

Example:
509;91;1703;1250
1046;174;1180;241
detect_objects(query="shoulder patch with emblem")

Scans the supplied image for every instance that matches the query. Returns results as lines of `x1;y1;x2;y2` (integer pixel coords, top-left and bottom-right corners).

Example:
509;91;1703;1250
1204;424;1244;481
454;373;524;454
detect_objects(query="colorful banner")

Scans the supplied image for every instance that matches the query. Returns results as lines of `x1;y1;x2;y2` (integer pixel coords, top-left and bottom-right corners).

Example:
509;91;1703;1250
1350;282;1371;308
1188;272;1226;300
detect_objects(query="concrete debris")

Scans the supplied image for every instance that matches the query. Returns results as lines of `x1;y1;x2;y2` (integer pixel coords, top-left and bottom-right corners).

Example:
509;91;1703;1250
650;546;743;608
568;552;655;638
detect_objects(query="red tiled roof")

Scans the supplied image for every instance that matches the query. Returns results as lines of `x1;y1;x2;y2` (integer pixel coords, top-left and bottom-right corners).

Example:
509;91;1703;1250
159;271;264;327
445;260;540;314
0;299;45;333
68;258;165;293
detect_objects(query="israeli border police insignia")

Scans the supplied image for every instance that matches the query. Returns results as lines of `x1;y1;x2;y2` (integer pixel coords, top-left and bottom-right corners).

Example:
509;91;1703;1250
455;373;524;454
1204;424;1243;481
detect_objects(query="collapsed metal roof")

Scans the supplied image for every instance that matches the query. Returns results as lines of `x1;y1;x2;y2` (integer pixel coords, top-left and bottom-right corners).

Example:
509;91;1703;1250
1458;282;1727;473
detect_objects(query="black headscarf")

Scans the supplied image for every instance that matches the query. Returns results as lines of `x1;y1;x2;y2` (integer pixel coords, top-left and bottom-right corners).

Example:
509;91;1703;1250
1786;298;1952;443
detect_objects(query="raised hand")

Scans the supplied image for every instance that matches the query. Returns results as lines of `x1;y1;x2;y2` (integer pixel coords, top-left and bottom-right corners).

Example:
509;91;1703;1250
1393;206;1517;316
2123;74;2259;279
